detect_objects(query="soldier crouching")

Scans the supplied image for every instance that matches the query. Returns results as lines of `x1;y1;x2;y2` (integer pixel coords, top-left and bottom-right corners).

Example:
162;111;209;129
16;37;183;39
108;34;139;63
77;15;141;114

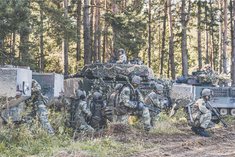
189;89;214;137
72;89;94;134
114;75;151;131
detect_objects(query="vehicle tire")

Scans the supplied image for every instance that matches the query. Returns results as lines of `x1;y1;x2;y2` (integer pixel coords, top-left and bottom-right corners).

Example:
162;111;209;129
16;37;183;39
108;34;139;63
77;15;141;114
230;109;235;116
219;108;228;115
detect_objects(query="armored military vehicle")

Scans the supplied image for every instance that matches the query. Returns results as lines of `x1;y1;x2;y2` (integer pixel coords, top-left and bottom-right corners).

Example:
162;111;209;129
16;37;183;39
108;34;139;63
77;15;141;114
0;66;32;110
65;62;171;128
65;62;156;98
170;83;235;116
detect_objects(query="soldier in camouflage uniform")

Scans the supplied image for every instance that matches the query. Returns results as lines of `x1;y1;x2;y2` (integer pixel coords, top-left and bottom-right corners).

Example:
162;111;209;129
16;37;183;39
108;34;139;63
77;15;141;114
1;79;54;134
116;48;127;64
89;91;106;130
144;83;165;127
114;75;151;131
73;89;94;133
190;88;214;137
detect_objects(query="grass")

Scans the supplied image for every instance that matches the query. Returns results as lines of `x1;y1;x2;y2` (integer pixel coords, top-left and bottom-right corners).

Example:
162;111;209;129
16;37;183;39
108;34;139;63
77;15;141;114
0;109;205;157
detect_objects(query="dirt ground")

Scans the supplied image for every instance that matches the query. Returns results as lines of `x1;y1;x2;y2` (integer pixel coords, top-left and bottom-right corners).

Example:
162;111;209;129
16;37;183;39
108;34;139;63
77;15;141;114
130;124;235;157
55;122;235;157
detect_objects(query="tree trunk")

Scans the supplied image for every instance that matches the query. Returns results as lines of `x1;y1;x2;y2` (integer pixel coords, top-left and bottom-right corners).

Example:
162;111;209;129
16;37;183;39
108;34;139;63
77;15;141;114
20;30;30;65
0;38;4;65
10;32;16;65
230;0;234;82
39;2;44;72
76;0;82;63
168;0;175;79
197;0;202;70
160;1;167;76
209;0;215;69
84;0;91;64
90;0;94;62
205;3;209;64
223;0;228;73
219;0;223;73
94;0;101;62
102;0;107;63
181;0;189;76
232;0;235;85
148;0;152;67
63;0;69;76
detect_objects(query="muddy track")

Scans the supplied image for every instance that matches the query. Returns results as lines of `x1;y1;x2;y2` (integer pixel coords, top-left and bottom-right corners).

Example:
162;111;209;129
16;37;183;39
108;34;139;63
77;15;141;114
131;126;235;157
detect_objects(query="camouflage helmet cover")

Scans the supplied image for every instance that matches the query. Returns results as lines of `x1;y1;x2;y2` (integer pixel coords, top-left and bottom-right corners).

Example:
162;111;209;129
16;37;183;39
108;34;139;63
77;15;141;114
201;88;211;97
131;75;142;85
93;91;102;100
31;79;41;92
151;82;164;93
76;89;86;98
118;48;125;55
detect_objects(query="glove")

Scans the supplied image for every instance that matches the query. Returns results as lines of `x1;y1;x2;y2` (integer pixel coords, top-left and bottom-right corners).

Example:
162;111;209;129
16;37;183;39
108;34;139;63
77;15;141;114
137;102;144;110
87;112;92;118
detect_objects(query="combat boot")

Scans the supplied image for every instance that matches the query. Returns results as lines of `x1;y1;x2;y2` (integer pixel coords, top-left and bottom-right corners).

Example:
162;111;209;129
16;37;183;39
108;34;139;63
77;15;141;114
191;127;210;137
197;127;210;137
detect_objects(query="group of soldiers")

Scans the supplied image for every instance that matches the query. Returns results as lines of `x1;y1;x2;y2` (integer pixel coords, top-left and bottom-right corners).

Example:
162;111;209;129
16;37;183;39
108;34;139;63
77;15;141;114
0;48;224;138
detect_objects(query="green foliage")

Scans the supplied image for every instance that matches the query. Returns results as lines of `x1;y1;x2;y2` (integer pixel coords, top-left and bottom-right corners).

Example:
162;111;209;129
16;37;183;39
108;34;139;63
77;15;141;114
105;8;147;56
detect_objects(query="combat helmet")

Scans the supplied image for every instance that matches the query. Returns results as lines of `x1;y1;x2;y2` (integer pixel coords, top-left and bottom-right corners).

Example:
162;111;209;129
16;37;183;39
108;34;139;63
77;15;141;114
118;48;126;55
151;82;164;94
201;88;211;97
131;75;142;85
31;79;41;93
76;89;86;99
93;91;103;101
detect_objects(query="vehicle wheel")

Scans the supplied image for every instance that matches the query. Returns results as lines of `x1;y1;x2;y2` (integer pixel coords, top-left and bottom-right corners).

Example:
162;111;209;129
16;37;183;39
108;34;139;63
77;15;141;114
219;108;228;115
230;109;235;116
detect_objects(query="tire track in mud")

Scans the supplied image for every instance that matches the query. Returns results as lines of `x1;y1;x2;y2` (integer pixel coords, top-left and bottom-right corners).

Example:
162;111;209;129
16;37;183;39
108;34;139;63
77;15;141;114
131;126;235;157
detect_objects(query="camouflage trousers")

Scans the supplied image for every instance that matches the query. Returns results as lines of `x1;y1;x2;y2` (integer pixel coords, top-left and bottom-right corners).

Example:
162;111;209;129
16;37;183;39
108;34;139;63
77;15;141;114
193;111;212;129
36;103;54;134
78;123;94;133
115;106;151;131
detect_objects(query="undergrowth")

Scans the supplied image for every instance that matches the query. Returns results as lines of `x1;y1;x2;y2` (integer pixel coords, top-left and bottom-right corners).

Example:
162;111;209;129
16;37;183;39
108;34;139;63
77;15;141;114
0;108;216;157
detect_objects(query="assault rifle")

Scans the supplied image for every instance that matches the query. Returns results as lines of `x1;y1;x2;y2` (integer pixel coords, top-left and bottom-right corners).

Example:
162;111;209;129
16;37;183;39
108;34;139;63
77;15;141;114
206;102;228;128
143;104;161;114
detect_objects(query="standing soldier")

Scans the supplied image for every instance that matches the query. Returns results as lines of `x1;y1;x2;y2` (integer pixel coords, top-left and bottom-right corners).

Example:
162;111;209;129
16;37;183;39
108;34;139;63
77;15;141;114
144;83;165;127
116;48;127;64
190;88;214;137
114;75;151;131
1;79;54;134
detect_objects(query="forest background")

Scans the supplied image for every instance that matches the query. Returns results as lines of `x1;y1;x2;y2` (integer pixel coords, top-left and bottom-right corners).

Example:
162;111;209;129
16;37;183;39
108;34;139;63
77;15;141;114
0;0;235;85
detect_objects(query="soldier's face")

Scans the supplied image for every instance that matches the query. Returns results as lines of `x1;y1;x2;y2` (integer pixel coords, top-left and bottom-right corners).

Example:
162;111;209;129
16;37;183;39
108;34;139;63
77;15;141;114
132;83;138;88
205;96;210;100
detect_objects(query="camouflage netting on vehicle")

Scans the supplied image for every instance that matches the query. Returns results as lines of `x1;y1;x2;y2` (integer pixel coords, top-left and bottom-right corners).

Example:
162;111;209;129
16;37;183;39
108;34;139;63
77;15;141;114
79;63;154;80
64;78;83;98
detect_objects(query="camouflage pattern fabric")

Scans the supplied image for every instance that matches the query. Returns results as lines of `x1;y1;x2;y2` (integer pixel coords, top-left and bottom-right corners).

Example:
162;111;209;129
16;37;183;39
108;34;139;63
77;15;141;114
0;80;54;134
116;54;127;64
191;98;213;129
30;80;54;134
144;92;163;126
73;100;94;133
116;85;151;131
